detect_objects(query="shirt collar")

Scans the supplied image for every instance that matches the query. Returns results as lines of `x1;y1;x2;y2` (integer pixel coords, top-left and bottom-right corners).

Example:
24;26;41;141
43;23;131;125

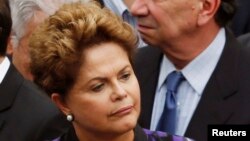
182;28;225;95
157;55;176;91
0;57;10;84
158;28;226;95
104;0;128;16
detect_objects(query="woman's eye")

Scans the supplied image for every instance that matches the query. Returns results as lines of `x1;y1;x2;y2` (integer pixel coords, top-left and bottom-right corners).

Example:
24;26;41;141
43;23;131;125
91;83;104;92
120;73;131;81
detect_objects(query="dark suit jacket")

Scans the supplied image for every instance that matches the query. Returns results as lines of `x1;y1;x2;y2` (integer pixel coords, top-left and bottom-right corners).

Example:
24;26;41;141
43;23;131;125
134;29;250;141
237;32;250;48
230;0;250;37
0;64;69;141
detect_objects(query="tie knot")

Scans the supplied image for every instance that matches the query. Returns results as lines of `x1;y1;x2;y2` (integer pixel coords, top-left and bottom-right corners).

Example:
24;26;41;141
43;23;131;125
166;71;184;92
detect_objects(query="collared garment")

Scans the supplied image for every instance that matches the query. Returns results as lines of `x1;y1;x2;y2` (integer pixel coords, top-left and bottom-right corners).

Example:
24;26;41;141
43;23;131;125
0;61;69;141
102;0;147;48
150;28;226;135
134;27;250;141
0;57;10;84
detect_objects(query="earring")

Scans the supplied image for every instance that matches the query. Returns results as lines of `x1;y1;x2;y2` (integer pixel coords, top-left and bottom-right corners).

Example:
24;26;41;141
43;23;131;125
66;114;74;122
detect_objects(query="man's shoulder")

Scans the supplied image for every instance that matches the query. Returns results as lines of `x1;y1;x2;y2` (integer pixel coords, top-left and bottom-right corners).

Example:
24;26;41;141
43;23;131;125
136;46;162;57
4;66;60;117
1;64;58;113
134;46;163;71
16;79;60;115
8;78;67;139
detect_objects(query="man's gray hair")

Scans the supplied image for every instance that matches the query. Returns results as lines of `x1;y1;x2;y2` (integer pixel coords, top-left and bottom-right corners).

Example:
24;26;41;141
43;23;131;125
9;0;90;48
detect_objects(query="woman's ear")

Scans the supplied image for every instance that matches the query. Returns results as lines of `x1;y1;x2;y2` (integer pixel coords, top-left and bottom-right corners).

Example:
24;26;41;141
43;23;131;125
51;93;71;115
197;0;221;26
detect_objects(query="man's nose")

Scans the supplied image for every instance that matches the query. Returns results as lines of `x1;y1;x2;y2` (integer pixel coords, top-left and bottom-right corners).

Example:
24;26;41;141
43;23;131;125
130;0;148;17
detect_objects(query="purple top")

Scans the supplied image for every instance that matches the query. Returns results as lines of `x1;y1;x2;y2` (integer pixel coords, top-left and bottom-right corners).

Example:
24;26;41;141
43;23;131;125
49;125;195;141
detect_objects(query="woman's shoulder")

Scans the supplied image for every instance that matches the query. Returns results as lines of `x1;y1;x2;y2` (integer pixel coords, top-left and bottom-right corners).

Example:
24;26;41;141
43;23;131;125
143;128;167;138
45;126;78;141
48;125;194;141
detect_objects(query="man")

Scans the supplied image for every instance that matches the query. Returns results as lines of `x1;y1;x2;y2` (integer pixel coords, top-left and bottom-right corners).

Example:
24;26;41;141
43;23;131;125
101;0;147;48
0;0;69;140
7;0;81;80
130;0;250;141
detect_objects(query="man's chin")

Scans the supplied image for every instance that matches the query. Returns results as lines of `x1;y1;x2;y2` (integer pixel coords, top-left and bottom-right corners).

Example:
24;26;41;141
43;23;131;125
141;37;157;47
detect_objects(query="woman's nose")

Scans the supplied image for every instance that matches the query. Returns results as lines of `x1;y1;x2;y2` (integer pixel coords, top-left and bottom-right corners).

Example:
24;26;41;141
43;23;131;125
110;83;128;102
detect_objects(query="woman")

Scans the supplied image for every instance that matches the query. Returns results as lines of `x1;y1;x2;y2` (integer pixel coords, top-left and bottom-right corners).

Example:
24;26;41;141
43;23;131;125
29;1;193;141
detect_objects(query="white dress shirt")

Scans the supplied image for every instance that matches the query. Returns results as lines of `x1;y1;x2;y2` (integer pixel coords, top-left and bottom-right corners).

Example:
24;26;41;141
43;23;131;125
102;0;147;48
0;57;10;84
150;28;226;136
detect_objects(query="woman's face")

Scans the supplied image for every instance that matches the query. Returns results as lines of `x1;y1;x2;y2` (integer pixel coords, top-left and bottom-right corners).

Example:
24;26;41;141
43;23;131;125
63;42;140;135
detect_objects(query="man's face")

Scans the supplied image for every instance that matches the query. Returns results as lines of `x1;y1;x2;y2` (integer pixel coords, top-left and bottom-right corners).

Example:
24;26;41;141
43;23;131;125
11;11;47;80
130;0;202;47
11;27;33;80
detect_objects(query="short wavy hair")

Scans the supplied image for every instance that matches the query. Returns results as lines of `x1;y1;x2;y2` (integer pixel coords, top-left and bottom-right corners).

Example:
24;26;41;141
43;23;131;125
29;1;138;97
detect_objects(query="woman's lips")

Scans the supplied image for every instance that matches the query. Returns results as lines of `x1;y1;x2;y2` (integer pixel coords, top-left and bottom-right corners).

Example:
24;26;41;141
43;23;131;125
110;105;133;117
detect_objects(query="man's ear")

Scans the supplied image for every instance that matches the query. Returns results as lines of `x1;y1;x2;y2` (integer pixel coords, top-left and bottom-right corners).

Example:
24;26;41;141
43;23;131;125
197;0;221;26
51;93;71;115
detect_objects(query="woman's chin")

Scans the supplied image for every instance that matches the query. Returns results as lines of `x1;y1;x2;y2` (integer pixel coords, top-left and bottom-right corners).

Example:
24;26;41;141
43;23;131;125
122;119;137;131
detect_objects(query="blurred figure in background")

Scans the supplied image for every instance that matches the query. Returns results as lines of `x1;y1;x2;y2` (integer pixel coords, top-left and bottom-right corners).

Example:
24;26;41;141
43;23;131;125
101;0;147;48
7;0;85;80
0;0;69;140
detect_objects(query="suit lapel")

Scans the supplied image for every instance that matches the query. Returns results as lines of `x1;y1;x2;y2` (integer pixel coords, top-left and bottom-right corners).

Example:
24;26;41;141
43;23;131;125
0;64;23;111
0;64;24;134
134;47;163;128
185;29;241;138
